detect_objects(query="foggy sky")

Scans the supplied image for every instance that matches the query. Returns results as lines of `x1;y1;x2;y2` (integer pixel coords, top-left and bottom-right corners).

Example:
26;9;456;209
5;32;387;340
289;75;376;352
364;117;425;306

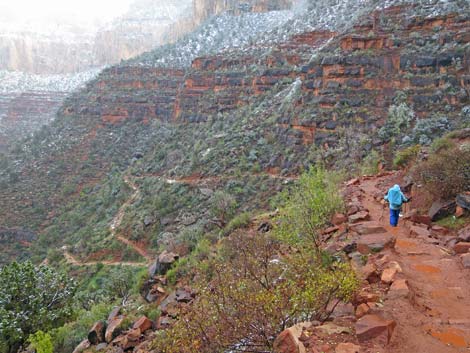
0;0;135;31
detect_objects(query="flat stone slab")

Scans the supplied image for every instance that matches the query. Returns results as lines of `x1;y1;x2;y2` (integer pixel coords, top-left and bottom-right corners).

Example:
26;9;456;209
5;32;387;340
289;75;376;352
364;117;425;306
350;221;387;235
410;225;431;238
356;314;396;343
454;242;470;254
348;211;370;224
357;233;395;254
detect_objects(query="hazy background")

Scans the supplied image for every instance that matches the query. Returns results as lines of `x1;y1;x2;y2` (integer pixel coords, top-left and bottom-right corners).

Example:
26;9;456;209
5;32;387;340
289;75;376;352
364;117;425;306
0;0;134;33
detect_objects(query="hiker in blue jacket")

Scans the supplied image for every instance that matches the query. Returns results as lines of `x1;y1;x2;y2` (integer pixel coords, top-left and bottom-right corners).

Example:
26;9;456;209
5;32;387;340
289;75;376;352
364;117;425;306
384;184;410;227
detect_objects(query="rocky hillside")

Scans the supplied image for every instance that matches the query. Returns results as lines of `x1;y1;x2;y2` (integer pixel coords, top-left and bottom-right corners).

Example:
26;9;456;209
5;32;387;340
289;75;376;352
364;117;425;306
0;0;469;265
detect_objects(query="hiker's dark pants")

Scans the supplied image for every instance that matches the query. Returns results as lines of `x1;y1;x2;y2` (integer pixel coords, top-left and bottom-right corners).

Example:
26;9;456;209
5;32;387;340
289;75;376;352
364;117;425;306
390;209;400;227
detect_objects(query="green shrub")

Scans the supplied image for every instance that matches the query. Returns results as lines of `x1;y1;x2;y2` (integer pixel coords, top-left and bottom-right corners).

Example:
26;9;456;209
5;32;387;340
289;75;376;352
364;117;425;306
0;262;76;353
360;150;382;175
28;331;53;353
430;136;453;154
393;145;421;169
412;142;470;200
274;167;344;247
379;102;415;143
51;302;113;353
221;212;251;236
151;234;358;353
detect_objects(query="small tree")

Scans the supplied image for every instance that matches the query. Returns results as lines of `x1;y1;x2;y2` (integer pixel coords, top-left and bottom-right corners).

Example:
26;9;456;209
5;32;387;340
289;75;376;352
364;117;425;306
209;191;237;228
151;233;358;353
274;167;343;248
0;262;76;353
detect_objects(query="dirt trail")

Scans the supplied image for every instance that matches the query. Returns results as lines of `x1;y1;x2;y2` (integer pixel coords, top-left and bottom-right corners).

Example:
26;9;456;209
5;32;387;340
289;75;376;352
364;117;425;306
63;250;146;267
63;175;152;266
358;174;470;352
136;171;299;186
109;176;153;262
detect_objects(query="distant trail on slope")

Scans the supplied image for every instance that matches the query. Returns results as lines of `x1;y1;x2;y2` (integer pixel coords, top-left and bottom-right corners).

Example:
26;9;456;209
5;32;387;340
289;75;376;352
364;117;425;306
136;171;299;186
63;250;146;267
62;175;153;266
108;175;153;262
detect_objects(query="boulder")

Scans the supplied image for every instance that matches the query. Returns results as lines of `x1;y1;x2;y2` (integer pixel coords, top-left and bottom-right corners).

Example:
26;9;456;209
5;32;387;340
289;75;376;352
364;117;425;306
454;242;470;254
456;193;470;210
460;253;470;269
411;214;432;226
159;292;178;316
381;268;397;284
145;285;166;303
356;303;370;318
431;225;449;237
456;206;466;218
332;213;348;225
429;200;456;222
388;279;410;299
88;321;106;345
150;251;179;276
355;314;396;344
410;225;431;238
105;316;126;343
72;339;90;353
107;306;121;322
361;263;380;283
273;323;310;353
335;343;361;353
458;226;470;242
175;287;194;303
133;316;153;333
357;233;395;254
350;222;387;235
113;329;141;351
348;211;370;224
157;315;174;329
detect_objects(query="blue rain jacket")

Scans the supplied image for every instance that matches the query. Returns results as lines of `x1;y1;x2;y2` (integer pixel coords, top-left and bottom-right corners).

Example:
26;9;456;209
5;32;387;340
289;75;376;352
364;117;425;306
385;184;408;210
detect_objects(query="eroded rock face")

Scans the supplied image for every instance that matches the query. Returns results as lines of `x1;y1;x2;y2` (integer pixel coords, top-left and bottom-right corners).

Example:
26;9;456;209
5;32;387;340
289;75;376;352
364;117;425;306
193;0;293;25
105;316;126;343
88;320;106;345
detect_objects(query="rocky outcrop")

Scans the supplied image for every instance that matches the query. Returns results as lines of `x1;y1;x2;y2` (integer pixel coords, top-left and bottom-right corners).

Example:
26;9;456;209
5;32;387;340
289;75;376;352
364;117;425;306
0;91;67;152
193;0;293;25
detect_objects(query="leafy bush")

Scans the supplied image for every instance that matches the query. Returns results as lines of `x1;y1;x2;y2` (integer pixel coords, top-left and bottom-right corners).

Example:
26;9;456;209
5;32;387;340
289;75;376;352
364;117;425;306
28;331;53;353
379;102;415;143
360;150;382;175
51;303;113;353
408;116;450;145
151;234;358;353
412;141;470;199
221;212;251;236
430;136;453;154
210;191;238;227
0;262;76;353
274;167;344;247
393;145;421;169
